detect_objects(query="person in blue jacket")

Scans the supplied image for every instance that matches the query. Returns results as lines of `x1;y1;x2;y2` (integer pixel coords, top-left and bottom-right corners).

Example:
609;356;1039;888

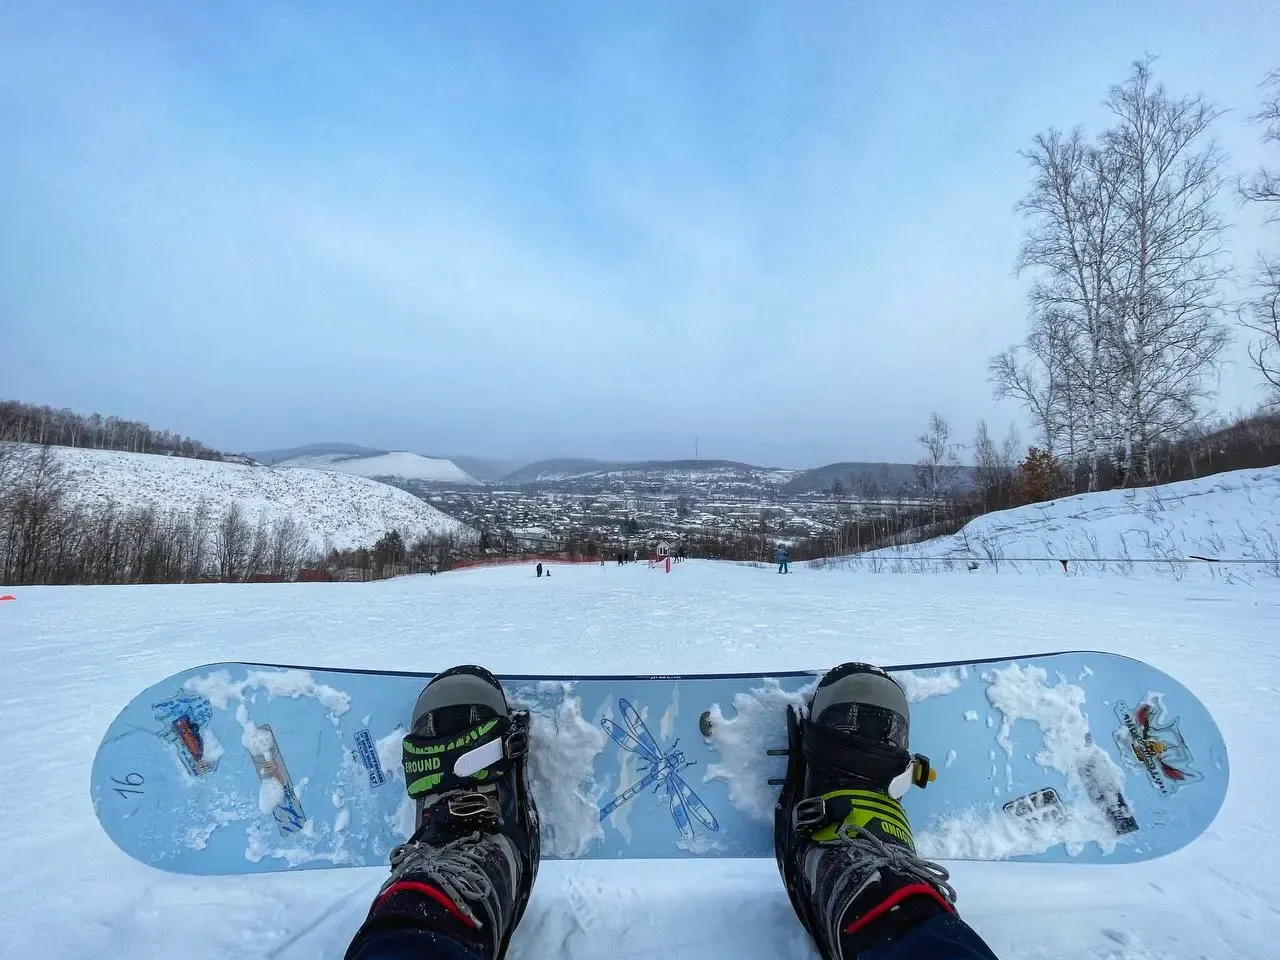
776;545;790;574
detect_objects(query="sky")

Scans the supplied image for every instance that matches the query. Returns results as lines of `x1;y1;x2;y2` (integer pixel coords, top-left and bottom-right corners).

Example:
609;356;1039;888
2;1;1278;469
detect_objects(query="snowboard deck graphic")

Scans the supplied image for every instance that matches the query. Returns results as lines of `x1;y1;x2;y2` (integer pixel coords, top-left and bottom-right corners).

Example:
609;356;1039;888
90;652;1228;875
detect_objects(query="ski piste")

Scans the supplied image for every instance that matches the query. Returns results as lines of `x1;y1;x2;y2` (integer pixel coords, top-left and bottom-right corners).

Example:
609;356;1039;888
90;651;1227;876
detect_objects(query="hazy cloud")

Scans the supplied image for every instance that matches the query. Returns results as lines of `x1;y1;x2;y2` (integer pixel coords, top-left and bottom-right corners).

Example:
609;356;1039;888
2;0;1277;467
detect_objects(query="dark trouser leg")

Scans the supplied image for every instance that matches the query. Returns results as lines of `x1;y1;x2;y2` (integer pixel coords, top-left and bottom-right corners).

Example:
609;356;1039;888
348;928;485;960
861;913;999;960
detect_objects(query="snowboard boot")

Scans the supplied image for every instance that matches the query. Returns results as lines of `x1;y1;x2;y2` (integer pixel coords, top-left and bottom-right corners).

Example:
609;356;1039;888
345;665;539;960
774;662;956;959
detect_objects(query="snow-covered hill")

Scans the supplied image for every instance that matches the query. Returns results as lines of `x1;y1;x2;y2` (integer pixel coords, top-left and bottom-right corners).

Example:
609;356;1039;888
853;466;1280;575
41;445;474;550
276;450;480;485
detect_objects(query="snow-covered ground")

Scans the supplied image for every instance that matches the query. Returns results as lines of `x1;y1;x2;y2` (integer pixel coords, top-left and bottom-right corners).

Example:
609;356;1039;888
3;558;1278;959
851;466;1280;579
277;450;480;485
37;444;473;550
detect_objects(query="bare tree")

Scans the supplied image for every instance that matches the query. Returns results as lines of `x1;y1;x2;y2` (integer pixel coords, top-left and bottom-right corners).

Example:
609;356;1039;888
1241;69;1280;403
269;517;312;580
1013;128;1130;488
989;307;1073;455
1100;59;1231;482
245;511;271;577
1241;262;1280;401
2;445;68;583
186;499;212;580
972;420;1016;510
1241;69;1280;211
214;502;250;581
916;413;962;502
997;60;1231;489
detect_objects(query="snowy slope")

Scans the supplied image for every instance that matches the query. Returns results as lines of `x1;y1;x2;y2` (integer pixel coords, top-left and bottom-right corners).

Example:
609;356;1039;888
857;466;1280;575
278;450;480;485
41;445;473;550
2;560;1277;960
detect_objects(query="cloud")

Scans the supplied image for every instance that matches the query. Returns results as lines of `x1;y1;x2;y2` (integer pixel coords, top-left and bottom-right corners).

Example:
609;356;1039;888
2;1;1278;466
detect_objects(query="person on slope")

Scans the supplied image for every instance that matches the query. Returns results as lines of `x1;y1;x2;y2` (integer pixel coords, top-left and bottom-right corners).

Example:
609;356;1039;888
342;663;998;960
776;544;790;574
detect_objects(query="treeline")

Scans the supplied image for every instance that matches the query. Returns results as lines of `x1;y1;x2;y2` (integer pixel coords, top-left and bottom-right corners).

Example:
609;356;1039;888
792;408;1280;562
322;529;472;580
0;400;224;460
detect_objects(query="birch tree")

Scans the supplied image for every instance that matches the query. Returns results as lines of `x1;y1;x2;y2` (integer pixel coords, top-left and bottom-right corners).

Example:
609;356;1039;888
915;413;962;501
989;307;1072;456
1100;59;1231;481
1242;262;1280;400
214;502;250;581
1241;69;1280;209
995;60;1231;487
1014;129;1130;488
1241;69;1280;401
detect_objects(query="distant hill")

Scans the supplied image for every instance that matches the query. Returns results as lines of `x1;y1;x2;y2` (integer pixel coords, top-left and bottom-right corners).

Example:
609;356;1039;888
274;450;480;486
501;457;796;486
448;455;530;483
782;461;973;495
33;444;473;550
250;442;383;465
248;445;972;497
501;458;621;482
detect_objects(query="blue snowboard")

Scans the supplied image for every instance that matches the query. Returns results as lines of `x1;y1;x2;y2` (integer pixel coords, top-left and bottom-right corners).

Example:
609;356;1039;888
90;652;1227;875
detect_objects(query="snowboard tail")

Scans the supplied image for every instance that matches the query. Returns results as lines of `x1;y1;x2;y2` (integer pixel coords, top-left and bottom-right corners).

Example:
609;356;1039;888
90;652;1228;875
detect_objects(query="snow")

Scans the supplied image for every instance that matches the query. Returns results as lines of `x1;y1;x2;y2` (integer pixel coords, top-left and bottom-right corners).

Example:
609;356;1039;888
856;465;1280;577
277;450;480;485
36;443;473;550
895;666;964;702
3;532;1280;957
704;678;812;822
259;777;286;814
509;682;609;858
186;667;353;718
918;663;1129;861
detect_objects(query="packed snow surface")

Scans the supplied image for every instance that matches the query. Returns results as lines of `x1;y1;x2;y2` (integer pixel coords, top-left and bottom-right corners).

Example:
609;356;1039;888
277;450;480;485
3;558;1279;959
860;465;1280;574
35;443;472;549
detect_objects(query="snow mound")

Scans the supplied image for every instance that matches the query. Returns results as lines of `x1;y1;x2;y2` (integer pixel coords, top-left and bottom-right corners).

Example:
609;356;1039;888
859;466;1280;573
278;451;479;485
38;444;474;550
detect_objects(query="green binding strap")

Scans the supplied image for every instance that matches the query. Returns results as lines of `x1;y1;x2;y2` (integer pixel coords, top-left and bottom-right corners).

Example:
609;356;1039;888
401;716;512;798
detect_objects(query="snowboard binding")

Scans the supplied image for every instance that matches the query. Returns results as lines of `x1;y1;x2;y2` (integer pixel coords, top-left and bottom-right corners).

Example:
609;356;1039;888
767;698;936;795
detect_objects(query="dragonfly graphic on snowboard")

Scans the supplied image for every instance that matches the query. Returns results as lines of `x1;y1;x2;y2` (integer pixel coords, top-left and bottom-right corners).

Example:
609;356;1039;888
598;697;720;842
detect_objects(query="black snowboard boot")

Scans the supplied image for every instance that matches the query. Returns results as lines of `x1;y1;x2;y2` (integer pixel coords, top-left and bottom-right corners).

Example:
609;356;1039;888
774;662;957;959
345;665;539;960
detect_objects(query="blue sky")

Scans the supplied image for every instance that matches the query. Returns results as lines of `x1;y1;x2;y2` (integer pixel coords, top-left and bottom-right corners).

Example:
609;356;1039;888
2;1;1277;467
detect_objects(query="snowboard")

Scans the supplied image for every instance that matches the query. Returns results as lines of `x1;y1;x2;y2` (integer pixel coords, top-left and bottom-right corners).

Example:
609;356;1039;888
91;652;1228;876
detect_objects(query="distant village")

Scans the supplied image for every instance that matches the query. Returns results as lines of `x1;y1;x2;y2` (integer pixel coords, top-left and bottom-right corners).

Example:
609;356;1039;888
422;484;904;564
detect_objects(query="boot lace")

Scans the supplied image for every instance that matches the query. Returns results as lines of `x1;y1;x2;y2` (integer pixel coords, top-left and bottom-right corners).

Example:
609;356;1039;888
834;823;957;905
389;790;500;928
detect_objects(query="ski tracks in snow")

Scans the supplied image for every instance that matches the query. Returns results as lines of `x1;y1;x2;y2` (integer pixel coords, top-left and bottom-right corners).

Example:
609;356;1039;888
509;861;810;960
